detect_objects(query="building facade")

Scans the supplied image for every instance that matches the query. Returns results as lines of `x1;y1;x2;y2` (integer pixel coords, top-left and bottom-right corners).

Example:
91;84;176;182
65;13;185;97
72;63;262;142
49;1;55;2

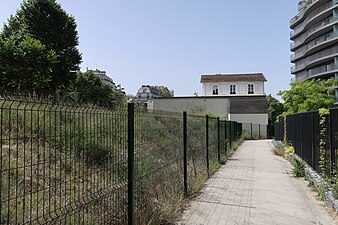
136;85;173;102
201;73;266;96
148;73;269;137
290;0;338;93
89;69;117;90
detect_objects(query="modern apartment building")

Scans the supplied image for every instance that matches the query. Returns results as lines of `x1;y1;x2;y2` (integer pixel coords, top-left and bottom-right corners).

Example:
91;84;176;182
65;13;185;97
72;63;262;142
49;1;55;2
290;0;338;90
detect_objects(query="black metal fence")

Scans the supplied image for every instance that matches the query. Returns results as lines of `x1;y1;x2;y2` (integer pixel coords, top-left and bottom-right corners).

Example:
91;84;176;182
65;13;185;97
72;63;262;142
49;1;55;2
0;95;243;225
241;123;268;139
274;109;338;176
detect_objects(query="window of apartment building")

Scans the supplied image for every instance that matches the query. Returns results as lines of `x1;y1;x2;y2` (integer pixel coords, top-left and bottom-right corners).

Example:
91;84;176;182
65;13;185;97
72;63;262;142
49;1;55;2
230;85;236;94
212;85;219;95
248;84;254;94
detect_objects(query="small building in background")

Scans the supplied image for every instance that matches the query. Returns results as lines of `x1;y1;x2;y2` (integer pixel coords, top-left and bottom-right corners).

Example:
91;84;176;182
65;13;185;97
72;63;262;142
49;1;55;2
89;69;117;90
200;73;266;96
136;85;173;102
148;73;269;138
87;69;125;94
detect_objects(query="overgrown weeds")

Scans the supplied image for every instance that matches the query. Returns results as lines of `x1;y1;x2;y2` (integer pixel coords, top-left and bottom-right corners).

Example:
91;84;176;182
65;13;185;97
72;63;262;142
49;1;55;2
292;157;305;177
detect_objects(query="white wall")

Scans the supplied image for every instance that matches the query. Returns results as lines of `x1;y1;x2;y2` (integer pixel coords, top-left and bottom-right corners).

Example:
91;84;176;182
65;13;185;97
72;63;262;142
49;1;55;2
202;82;265;96
229;113;268;125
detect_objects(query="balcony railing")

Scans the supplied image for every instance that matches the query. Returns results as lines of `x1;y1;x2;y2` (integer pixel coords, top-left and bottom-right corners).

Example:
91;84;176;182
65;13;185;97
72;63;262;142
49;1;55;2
291;32;337;61
291;1;335;38
292;45;338;72
309;63;336;76
290;0;320;26
292;16;337;49
293;63;336;80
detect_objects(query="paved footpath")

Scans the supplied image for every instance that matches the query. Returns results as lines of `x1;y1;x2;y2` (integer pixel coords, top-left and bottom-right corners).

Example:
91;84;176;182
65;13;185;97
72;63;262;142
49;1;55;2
178;140;337;225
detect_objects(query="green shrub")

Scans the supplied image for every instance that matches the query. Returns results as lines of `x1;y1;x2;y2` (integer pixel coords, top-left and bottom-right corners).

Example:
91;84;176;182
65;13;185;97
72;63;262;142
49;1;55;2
292;158;305;177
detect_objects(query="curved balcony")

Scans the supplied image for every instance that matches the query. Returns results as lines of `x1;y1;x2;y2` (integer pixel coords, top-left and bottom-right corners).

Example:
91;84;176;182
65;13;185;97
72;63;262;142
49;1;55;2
290;1;336;38
292;45;338;73
294;63;336;81
290;0;320;27
291;32;337;62
292;16;337;50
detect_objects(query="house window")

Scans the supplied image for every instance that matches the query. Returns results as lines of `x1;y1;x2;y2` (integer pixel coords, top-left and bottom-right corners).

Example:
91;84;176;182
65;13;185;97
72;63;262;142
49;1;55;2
230;85;236;94
248;84;254;94
212;85;219;95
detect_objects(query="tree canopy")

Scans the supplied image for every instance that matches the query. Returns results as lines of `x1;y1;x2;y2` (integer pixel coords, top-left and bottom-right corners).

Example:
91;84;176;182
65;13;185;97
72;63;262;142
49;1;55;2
0;35;57;92
158;88;172;97
65;71;124;107
278;79;337;114
267;94;284;123
1;0;82;91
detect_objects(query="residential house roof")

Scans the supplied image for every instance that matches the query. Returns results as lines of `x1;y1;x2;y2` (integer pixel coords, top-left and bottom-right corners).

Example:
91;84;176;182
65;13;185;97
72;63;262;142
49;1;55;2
200;73;267;83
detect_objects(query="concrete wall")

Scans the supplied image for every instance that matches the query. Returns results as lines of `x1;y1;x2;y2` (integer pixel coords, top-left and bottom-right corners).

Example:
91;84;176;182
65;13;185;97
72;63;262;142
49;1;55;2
229;113;268;125
148;98;230;117
202;81;265;96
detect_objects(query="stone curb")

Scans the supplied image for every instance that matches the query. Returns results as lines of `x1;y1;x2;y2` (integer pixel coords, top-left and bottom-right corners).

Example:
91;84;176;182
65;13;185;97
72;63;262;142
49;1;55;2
272;140;338;213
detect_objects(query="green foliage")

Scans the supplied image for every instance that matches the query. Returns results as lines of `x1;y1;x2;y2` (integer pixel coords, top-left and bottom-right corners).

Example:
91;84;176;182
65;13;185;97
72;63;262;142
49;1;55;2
65;71;124;106
0;35;57;92
267;94;284;123
284;145;294;159
158;88;172;97
292;158;305;177
1;0;82;90
318;108;330;177
278;79;337;114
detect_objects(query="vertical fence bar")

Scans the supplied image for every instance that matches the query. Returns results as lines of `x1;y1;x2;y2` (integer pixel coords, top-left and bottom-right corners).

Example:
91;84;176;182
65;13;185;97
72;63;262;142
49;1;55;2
312;112;315;169
128;103;135;225
251;123;253;139
217;117;221;164
183;111;188;197
230;121;232;149
224;120;227;156
329;110;334;177
258;124;261;140
206;115;209;176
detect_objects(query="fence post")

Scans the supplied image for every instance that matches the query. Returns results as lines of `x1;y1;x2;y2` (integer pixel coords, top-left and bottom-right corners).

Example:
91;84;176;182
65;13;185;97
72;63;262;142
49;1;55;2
183;111;188;197
206;115;209;176
258;124;261;140
225;121;228;156
251;123;253;139
128;103;135;225
229;121;232;150
217;117;221;164
329;110;334;177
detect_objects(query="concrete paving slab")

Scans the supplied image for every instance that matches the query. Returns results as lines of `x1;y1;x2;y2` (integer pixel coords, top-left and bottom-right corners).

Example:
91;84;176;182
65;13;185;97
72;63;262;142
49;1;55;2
178;140;337;225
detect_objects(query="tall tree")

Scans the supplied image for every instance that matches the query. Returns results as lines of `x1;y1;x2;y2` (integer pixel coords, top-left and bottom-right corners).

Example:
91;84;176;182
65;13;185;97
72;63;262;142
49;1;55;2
267;94;284;137
0;35;57;92
278;79;337;114
1;0;82;91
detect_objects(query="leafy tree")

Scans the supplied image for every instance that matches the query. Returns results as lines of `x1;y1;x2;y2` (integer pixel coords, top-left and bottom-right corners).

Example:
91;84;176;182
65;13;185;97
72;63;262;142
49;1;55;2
158;88;172;97
278;79;337;114
267;94;284;123
267;94;284;137
0;35;57;92
67;71;124;106
1;0;82;90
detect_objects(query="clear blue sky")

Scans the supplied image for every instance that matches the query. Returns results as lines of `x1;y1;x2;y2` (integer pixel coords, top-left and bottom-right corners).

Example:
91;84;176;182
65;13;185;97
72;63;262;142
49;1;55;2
1;0;299;98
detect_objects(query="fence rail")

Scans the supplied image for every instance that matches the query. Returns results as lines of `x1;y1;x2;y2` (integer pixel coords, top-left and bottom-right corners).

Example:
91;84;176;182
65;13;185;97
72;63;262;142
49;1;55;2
0;95;243;225
274;109;338;177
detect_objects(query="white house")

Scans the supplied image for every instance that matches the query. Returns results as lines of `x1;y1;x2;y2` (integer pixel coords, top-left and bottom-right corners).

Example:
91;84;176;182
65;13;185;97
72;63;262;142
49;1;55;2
201;73;266;96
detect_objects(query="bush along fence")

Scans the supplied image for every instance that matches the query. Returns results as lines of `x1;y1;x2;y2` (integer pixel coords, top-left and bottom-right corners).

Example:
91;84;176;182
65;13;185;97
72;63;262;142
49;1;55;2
274;109;337;178
0;95;243;225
